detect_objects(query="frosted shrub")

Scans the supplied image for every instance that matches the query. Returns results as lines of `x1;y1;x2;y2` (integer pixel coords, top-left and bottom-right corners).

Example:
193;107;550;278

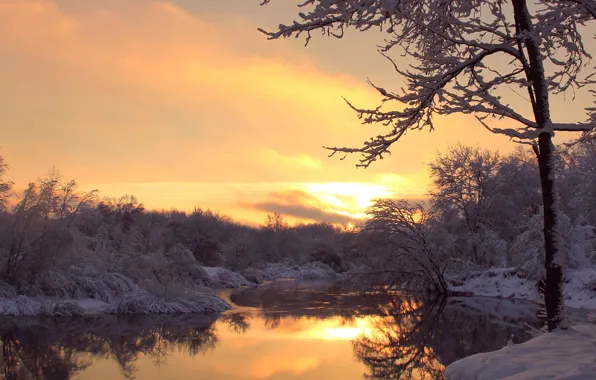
26;270;138;303
164;244;214;287
240;267;272;284
221;233;260;271
295;262;337;281
109;293;230;315
261;260;337;281
122;245;214;289
510;213;545;280
203;267;256;288
51;300;85;317
512;209;596;280
0;280;16;298
474;230;509;268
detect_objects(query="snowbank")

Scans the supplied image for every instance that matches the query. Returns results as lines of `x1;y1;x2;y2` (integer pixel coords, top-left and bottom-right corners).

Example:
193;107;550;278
0;292;231;316
262;261;337;281
203;267;257;288
108;292;231;314
240;267;273;284
449;267;596;310
445;323;596;380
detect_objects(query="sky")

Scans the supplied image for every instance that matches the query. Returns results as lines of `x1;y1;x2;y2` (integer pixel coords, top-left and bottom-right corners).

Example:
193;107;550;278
0;0;592;226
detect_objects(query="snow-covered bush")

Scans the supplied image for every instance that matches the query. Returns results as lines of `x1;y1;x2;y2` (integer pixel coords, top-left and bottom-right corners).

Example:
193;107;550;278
308;240;347;272
109;292;230;314
262;260;337;281
0;280;16;298
511;209;596;280
203;267;256;288
25;270;138;303
51;300;85;317
240;267;273;284
221;232;260;271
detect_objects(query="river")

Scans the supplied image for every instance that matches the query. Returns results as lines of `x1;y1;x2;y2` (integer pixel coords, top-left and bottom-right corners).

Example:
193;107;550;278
0;280;542;379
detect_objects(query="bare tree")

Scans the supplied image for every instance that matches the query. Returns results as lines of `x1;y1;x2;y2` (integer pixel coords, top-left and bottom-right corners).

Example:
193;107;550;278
264;212;288;232
364;199;451;293
0;156;13;212
260;0;595;331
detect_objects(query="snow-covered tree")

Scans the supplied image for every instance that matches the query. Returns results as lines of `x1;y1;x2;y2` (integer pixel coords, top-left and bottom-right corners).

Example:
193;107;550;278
364;199;452;293
430;145;501;237
260;0;595;331
560;140;596;226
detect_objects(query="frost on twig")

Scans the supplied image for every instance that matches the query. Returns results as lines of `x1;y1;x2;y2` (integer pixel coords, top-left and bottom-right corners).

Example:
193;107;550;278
260;0;595;166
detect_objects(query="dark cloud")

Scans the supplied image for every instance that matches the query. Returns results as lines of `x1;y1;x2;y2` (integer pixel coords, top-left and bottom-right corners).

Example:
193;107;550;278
238;189;356;225
249;202;355;225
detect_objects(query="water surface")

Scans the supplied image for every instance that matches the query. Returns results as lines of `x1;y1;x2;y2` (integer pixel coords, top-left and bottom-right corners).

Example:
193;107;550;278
0;281;542;379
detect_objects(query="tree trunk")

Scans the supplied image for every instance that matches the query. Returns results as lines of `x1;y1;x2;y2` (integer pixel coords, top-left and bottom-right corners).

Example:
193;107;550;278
512;0;565;331
537;133;565;331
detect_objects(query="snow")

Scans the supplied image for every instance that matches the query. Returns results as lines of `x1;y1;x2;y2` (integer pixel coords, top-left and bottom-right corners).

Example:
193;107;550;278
449;267;596;310
445;323;596;380
108;292;231;314
262;261;338;281
240;267;273;284
0;292;231;316
203;267;257;288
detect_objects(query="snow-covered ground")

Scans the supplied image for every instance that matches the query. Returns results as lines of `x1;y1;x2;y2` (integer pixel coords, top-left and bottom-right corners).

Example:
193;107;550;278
0;292;231;316
449;267;596;310
445;323;596;379
0;261;342;315
262;261;338;281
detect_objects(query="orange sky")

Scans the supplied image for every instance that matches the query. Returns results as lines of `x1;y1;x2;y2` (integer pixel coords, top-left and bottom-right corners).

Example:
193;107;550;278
1;0;591;225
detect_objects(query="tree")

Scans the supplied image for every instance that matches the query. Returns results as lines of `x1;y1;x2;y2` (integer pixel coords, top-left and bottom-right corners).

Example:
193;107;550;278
430;145;507;266
260;0;595;331
264;212;288;232
364;199;451;293
0;156;13;212
430;145;501;234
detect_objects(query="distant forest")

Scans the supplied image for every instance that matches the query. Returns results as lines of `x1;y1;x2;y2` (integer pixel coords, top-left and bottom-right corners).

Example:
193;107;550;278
0;141;594;313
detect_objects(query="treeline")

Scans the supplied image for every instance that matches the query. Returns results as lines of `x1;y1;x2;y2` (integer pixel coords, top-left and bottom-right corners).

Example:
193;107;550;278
0;140;594;301
358;142;596;292
0;160;362;305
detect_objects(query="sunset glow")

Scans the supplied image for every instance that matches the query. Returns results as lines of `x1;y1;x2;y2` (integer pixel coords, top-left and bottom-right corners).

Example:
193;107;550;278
2;0;589;225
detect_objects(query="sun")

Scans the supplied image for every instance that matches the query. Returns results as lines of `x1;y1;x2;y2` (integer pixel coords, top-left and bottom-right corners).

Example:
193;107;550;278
302;182;394;214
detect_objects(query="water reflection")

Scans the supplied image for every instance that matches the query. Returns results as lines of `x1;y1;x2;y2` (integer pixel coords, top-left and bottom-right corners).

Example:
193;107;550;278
0;282;541;379
352;296;540;379
0;314;218;379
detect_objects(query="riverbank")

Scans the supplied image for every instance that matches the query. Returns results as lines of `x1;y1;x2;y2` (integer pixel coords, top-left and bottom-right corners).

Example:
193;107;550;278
0;261;339;316
0;292;231;316
445;322;596;379
449;267;596;310
445;268;596;379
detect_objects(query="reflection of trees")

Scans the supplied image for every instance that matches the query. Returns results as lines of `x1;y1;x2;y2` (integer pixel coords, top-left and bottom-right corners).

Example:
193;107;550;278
0;282;540;380
353;296;540;379
232;280;541;378
0;314;218;380
220;313;250;334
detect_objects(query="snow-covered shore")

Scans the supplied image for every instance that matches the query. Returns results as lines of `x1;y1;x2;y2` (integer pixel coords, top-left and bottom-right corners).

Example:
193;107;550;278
0;292;231;316
0;261;340;316
445;268;596;379
445;322;596;379
449;267;596;310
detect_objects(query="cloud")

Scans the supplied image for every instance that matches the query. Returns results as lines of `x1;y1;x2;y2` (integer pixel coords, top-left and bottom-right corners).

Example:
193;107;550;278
3;0;575;225
239;189;358;225
259;149;322;170
0;0;381;186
